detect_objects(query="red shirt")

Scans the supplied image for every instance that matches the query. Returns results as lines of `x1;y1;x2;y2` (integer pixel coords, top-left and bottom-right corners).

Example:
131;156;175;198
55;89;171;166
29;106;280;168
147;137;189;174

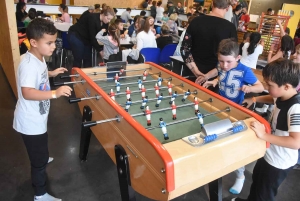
241;14;250;29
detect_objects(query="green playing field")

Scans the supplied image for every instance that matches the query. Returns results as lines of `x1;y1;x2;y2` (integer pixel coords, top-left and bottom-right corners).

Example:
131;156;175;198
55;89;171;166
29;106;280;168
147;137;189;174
94;73;221;144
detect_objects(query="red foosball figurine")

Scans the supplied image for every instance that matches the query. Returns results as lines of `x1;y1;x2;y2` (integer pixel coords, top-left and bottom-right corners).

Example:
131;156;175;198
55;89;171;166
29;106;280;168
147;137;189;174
145;106;152;126
171;101;177;120
125;87;131;100
110;89;115;101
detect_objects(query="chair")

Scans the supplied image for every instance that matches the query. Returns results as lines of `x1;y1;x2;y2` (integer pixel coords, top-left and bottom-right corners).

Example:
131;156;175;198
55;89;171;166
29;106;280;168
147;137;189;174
156;26;161;34
158;44;177;63
140;48;161;64
60;32;72;67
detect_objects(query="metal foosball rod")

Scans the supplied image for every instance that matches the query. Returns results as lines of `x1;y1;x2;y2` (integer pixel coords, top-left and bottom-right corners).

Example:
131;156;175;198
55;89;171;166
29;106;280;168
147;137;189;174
82;116;122;128
60;67;152;79
69;95;101;103
146;107;230;131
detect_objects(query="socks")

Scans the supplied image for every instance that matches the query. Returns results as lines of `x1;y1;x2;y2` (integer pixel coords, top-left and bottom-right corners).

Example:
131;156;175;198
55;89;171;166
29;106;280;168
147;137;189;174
229;177;245;195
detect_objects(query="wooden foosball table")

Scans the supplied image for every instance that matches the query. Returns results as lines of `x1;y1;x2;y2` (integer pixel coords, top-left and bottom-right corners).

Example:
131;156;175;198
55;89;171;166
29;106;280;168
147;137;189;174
60;62;270;201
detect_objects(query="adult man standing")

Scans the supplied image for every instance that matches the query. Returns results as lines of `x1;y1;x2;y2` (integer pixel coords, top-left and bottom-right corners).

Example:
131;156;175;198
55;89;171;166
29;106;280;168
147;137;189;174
121;8;133;23
180;0;237;83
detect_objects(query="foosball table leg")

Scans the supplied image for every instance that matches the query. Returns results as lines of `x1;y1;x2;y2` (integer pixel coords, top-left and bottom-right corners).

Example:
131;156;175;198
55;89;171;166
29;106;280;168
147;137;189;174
79;105;93;161
115;145;136;201
208;178;222;201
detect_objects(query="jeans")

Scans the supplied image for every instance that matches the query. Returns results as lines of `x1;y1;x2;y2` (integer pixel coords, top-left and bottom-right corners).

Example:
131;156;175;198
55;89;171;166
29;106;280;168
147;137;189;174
67;32;92;68
21;133;49;196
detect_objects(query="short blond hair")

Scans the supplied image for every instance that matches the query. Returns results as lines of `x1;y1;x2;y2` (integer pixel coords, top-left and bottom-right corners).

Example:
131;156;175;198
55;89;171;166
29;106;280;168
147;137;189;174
169;13;178;21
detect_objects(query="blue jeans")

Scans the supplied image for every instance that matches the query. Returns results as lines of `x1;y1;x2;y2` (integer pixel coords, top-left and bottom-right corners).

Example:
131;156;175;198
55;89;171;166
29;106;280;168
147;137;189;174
67;32;92;68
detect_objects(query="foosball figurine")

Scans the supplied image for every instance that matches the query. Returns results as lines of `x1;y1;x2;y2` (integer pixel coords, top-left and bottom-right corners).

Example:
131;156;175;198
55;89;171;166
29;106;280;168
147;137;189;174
182;89;191;102
157;75;162;87
154;83;160;97
145;106;152;126
141;85;146;99
159;118;169;140
119;68;125;75
137;77;142;90
194;97;199;115
197;112;204;128
125;87;131;100
116;80;121;93
171;101;177;120
140;96;148;109
168;81;172;95
110;89;115;101
125;98;132;112
142;70;148;81
169;91;178;104
114;73;119;83
156;93;163;107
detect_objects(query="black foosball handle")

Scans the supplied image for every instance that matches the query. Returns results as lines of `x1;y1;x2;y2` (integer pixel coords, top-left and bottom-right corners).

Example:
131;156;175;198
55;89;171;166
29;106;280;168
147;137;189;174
69;98;81;103
53;82;65;86
82;121;97;128
60;75;71;79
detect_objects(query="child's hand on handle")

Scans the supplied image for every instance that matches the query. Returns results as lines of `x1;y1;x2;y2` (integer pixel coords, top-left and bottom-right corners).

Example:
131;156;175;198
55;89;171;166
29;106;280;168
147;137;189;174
195;74;208;84
250;121;266;140
50;67;68;77
55;86;73;98
202;79;218;88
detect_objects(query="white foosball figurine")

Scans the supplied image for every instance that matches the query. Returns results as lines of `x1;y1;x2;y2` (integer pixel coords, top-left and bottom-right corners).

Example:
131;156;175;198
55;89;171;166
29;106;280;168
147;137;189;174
182;89;191;102
125;98;132;112
171;101;177;120
110;89;115;101
145;106;152;126
141;85;146;99
140;96;148;109
114;73;119;83
168;82;172;95
169;91;177;104
156;93;163;107
154;83;159;97
116;80;121;93
142;70;148;81
194;97;199;115
159;118;169;140
137;77;142;90
125;87;131;100
197;112;204;128
157;75;162;87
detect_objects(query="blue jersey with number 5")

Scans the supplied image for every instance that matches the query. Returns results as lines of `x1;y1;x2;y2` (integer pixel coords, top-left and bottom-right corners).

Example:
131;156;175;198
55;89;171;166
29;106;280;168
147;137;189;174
218;63;257;104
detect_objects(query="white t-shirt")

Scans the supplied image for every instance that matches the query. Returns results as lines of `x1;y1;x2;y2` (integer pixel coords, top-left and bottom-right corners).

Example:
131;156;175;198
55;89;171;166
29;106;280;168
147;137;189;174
136;30;157;51
240;42;263;69
224;5;233;22
13;52;51;135
264;103;300;169
156;6;164;21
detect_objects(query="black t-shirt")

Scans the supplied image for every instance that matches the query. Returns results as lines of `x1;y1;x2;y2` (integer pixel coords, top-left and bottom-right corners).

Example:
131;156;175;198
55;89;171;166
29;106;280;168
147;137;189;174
186;15;237;74
156;36;173;50
16;11;27;22
69;13;108;52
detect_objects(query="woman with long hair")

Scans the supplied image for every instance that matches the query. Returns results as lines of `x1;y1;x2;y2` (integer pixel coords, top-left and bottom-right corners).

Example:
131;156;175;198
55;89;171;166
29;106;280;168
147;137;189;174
58;4;70;23
136;16;157;50
16;2;27;22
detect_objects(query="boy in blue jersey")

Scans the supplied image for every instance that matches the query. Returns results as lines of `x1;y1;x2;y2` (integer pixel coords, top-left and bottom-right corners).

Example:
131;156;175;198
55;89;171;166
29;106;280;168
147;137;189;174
196;38;264;194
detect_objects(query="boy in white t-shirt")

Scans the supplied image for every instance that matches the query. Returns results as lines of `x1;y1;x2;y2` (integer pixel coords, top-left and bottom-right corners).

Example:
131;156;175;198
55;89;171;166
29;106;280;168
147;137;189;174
233;59;300;201
13;18;72;201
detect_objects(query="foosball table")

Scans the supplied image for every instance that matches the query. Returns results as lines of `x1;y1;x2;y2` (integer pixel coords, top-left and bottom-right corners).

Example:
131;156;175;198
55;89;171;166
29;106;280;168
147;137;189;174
59;62;270;201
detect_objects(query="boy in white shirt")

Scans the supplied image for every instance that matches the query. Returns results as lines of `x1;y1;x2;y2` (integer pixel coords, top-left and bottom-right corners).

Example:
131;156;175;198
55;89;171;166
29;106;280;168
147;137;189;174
13;18;72;201
233;58;300;201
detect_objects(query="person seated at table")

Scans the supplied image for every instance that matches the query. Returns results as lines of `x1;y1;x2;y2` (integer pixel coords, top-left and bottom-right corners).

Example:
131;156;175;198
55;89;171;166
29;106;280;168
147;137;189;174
148;16;157;35
58;4;70;23
114;19;128;38
167;13;178;35
128;15;139;37
121;8;133;23
140;10;147;20
174;16;196;56
176;2;184;14
96;24;120;62
24;8;36;27
135;17;157;51
94;4;101;13
16;2;27;22
156;25;173;50
161;11;169;23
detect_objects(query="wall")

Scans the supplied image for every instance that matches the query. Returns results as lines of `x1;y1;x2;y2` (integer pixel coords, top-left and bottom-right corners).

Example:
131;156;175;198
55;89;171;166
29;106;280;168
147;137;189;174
250;0;300;15
0;0;20;97
282;4;300;38
73;0;144;8
46;0;62;4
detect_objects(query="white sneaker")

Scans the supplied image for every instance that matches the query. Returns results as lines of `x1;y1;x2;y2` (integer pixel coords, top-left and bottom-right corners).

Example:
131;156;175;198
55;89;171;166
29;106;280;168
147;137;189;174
48;157;54;163
34;193;61;201
255;104;269;113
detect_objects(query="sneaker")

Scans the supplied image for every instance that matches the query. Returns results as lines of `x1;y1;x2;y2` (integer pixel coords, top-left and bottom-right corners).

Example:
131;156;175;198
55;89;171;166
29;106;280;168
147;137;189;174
255;104;269;113
34;193;61;201
48;157;54;163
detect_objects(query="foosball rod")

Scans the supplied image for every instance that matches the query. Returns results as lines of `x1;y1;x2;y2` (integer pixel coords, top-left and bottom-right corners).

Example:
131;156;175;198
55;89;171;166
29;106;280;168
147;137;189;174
114;83;184;96
82;116;121;128
100;77;172;89
118;90;198;106
146;107;230;131
60;67;152;79
69;95;100;103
